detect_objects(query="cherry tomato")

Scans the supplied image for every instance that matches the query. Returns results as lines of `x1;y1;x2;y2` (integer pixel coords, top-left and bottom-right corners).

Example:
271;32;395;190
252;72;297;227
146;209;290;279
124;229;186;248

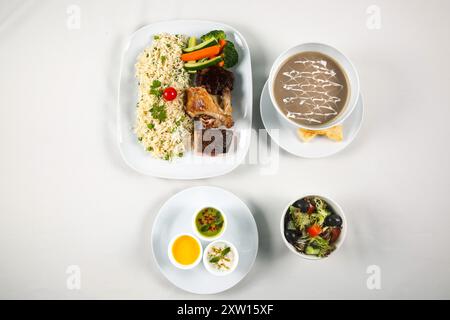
307;224;322;237
330;227;341;243
163;87;177;101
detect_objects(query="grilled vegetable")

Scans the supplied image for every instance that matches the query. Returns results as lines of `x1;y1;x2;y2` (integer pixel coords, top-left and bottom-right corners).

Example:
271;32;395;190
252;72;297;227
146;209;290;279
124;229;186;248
200;30;226;42
222;41;239;68
181;45;221;61
184;56;223;71
182;37;218;53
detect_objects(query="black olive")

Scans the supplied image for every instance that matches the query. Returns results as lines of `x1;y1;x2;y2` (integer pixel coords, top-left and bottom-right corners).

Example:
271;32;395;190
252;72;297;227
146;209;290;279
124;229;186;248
324;214;342;227
292;198;309;212
284;210;291;227
326;204;336;215
284;230;298;244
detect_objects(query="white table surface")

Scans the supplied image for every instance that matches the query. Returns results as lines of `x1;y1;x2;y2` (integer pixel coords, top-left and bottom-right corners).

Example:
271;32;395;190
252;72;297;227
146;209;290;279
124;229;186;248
1;0;449;299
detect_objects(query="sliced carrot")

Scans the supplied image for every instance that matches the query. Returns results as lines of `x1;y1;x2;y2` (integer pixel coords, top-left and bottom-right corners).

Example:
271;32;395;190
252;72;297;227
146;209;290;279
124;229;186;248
181;45;221;61
218;60;224;67
219;39;227;49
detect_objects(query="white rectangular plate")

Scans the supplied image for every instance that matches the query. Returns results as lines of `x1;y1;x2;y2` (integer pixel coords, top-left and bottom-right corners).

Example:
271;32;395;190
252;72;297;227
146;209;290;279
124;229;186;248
117;20;252;179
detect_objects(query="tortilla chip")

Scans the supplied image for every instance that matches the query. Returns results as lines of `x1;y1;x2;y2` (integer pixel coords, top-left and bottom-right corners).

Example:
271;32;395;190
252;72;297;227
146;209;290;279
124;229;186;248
297;129;317;142
297;125;343;142
324;125;343;141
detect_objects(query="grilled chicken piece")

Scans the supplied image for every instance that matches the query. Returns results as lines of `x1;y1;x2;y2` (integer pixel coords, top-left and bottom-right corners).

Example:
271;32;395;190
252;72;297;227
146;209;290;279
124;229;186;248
185;87;233;128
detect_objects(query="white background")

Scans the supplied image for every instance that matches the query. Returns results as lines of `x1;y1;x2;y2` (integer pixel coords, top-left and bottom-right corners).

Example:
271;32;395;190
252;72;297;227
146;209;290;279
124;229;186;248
0;0;449;299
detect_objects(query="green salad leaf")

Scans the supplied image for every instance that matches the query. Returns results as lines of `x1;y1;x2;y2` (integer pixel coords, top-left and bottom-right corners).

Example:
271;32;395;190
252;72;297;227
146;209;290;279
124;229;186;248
310;197;331;226
314;197;330;216
289;206;310;232
308;236;334;257
287;220;296;230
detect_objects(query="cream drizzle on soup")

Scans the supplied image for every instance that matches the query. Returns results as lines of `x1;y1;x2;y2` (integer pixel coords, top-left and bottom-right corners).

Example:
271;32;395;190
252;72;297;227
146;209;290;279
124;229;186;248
273;51;349;126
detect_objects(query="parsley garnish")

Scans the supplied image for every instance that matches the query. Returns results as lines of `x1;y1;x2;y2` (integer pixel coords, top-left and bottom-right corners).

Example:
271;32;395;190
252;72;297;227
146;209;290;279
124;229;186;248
209;246;231;264
209;256;220;263
150;104;167;123
151;80;161;88
149;80;162;96
150;88;162;97
221;247;231;256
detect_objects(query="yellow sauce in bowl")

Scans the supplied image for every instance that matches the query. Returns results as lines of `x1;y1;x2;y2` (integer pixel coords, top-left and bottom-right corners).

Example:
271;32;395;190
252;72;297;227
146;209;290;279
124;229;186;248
171;235;201;265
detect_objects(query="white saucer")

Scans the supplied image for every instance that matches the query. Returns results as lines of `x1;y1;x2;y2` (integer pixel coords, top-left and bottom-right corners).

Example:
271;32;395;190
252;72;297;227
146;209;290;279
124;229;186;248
151;186;258;294
260;80;364;158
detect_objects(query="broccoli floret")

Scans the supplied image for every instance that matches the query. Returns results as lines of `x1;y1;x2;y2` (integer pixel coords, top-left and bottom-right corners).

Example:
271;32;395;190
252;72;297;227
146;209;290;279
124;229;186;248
222;41;239;68
200;30;226;42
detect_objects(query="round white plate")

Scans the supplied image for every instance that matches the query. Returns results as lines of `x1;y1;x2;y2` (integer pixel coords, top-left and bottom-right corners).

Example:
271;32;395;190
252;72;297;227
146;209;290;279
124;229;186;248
151;186;258;294
260;80;364;158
